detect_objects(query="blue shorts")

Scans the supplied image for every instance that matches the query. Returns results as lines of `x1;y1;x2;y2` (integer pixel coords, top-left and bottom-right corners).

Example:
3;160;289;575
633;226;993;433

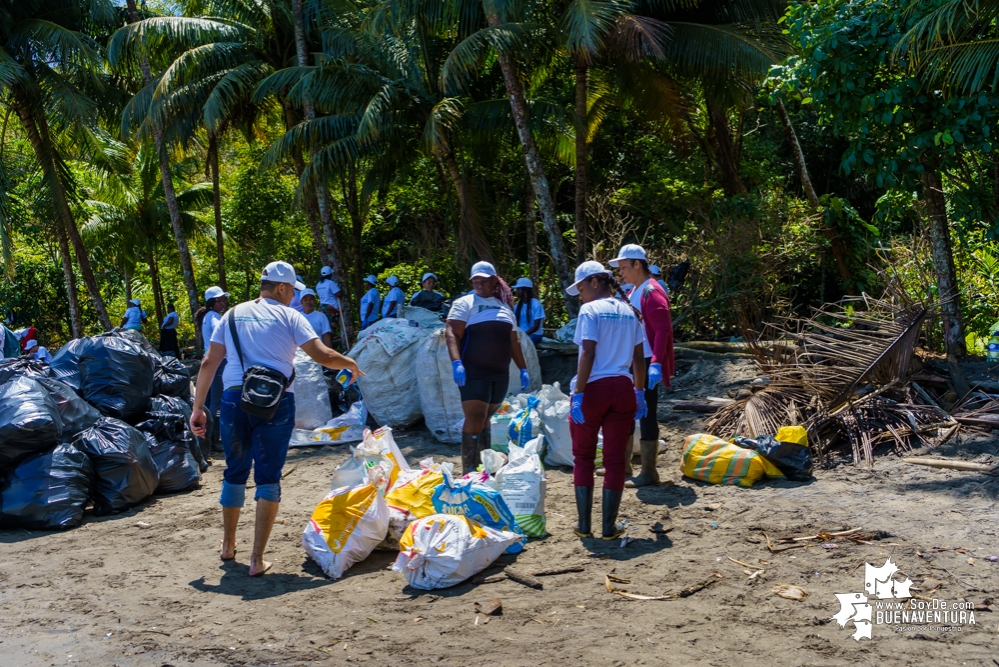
219;390;295;505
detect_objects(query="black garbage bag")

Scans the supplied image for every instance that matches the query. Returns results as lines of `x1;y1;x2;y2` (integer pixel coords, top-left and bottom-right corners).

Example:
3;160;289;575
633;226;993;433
0;376;64;472
0;358;52;383
148;395;209;469
78;334;155;423
152;355;191;400
734;435;813;482
48;338;89;390
137;413;201;493
35;377;100;437
0;443;95;530
72;417;159;515
115;328;161;359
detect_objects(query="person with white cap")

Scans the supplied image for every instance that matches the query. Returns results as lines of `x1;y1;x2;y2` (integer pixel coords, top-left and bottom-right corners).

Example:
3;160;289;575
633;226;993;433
159;303;181;358
299;289;332;347
649;264;669;295
359;275;381;329
190;261;363;577
316;266;341;316
381;276;405;319
446;261;531;475
288;275;306;313
565;260;647;540
23;339;53;364
120;299;148;332
195;285;231;452
409;272;445;311
512;277;545;345
611;243;675;487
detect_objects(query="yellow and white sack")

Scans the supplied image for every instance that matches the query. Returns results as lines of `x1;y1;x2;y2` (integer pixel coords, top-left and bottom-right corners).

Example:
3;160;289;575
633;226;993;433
393;514;522;590
378;459;451;550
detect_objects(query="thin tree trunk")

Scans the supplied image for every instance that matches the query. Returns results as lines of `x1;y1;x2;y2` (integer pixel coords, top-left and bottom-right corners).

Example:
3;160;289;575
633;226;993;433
920;166;965;357
147;247;165;329
774;99;852;287
438;139;493;262
124;267;132;303
55;220;83;337
126;0;200;321
525;179;539;288
574;58;587;265
284;102;329;266
485;10;576;316
208;134;226;290
705;96;746;196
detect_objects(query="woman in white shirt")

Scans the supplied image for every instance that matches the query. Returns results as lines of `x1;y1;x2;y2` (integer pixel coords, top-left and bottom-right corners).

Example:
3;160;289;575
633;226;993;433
512;277;545;344
194;285;230;452
359;275;381;329
159;303;181;357
300;289;333;347
565;261;647;540
381;276;405;318
446;261;531;474
120;299;147;331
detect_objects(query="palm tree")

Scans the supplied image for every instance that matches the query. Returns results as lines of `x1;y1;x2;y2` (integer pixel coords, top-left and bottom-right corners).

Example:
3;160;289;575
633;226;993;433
0;0;118;334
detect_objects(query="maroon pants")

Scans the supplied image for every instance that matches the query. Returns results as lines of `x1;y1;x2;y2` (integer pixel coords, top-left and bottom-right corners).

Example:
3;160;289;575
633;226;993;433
570;376;636;491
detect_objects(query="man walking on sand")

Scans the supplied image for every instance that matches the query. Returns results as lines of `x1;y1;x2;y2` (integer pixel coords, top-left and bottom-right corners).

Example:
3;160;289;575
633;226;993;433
190;261;363;576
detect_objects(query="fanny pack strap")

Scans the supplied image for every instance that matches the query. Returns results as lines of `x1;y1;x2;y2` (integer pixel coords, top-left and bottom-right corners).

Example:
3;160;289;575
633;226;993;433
227;301;295;385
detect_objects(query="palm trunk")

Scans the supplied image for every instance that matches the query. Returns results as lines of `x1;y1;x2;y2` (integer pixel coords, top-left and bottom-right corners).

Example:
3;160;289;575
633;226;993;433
574;58;588;265
291;0;352;339
437;139;493;262
13;93;112;331
208;134;226;290
525;179;539;288
920;165;965;357
55;219;83;337
147;247;165;328
774;99;852;286
126;0;200;321
705;96;746;197
124;267;133;303
485;10;576;316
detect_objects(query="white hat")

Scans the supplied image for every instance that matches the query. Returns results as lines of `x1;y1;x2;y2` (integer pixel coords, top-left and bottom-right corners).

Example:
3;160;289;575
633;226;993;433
321;266;333;277
261;261;306;290
566;261;611;296
649;264;662;276
513;278;533;289
301;288;317;299
364;274;377;284
421;272;438;283
205;285;229;301
609;243;648;267
24;339;38;351
386;275;399;286
470;261;496;279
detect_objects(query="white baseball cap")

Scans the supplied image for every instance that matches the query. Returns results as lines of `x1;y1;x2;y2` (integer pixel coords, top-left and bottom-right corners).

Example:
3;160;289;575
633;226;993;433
321;266;333;277
301;288;317;299
387;275;399;286
470;261;496;279
513;278;533;289
649;264;662;276
609;243;648;267
25;339;38;351
566;261;611;296
421;272;438;283
204;285;230;301
364;274;377;284
261;261;306;290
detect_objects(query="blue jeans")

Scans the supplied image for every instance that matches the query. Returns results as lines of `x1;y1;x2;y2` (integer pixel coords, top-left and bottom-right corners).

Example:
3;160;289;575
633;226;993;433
206;360;226;445
219;390;295;507
528;332;543;345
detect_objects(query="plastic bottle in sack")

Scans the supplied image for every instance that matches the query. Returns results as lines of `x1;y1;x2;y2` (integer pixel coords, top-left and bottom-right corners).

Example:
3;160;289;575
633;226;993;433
989;331;999;362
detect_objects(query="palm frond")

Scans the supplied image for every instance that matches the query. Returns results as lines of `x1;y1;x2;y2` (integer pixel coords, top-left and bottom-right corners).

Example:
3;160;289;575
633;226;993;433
440;23;539;93
107;17;243;70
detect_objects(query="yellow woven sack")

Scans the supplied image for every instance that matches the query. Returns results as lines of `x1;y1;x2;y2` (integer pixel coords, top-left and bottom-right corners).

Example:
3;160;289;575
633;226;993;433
681;433;784;487
385;470;443;519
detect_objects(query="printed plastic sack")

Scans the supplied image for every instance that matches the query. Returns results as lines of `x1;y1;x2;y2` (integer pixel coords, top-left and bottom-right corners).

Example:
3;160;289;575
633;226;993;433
36;377;100;437
379;459;450;550
48;338;89;390
316;400;368;444
494;435;547;537
508;396;541;449
393;514;523;590
329;426;411;490
152;355;191;400
73;417;160;514
489;413;514;449
0;376;64;472
78;334;155;423
137;413;202;493
302;471;390;579
733;425;813;482
680;433;783;487
538;383;573;467
0;358;51;383
431;469;526;553
0;442;95;530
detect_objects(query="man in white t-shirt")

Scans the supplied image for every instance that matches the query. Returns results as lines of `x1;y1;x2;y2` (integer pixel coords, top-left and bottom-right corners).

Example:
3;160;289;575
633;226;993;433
300;288;332;347
121;299;147;331
381;276;405;318
23;339;53;364
191;261;363;577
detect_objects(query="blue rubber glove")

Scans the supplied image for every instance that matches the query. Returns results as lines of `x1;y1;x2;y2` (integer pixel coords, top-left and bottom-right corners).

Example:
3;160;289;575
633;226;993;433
451;360;466;387
647;363;662;390
520;368;530;392
570;393;585;424
635;389;648;420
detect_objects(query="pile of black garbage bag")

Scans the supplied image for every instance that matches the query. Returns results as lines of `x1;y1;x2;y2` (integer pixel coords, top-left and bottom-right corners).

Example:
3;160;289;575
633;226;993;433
0;330;209;531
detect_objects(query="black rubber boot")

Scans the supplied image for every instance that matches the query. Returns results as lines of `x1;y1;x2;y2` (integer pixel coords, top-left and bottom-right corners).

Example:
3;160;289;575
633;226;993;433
601;488;626;540
626;440;661;488
574;486;594;538
461;432;480;476
479;423;492;456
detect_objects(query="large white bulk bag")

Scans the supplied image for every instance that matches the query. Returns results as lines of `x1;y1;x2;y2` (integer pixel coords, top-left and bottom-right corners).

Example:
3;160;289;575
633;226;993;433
293;349;333;429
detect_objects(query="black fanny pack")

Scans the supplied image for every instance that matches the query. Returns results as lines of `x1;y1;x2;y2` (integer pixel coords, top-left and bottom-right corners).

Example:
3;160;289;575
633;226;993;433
228;306;294;420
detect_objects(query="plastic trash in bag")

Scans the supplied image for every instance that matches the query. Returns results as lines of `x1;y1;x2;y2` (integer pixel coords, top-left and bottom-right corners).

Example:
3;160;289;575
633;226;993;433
495;435;547;537
302;468;389;579
48;338;89;390
431;469;526;553
328;426;411;490
293;349;333;430
36;377;100;437
0;358;51;383
508;395;542;448
393;514;523;590
0;376;64;472
555;318;578;343
0;442;95;530
150;394;192;419
78;334;155;423
733;425;813;482
310;400;367;445
681;433;784;487
137;413;202;493
147;395;207;469
152;356;191;400
538;383;573;467
73;417;160;514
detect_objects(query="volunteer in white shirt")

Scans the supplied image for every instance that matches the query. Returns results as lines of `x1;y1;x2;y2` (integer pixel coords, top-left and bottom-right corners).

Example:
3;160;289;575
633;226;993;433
195;285;230;452
565;261;647;541
649;264;669;294
23;339;53;364
159;303;181;357
446;261;531;475
409;272;445;311
191;261;362;577
382;276;405;318
121;299;147;331
300;289;332;347
288;276;306;313
512;277;545;345
316;266;341;315
359;275;380;329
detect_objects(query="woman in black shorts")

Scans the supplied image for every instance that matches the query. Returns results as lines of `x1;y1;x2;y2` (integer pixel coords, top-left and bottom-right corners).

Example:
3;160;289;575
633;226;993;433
446;261;531;474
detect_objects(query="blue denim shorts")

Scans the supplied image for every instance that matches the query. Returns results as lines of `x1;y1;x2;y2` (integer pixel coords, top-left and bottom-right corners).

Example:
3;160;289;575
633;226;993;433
220;390;296;490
